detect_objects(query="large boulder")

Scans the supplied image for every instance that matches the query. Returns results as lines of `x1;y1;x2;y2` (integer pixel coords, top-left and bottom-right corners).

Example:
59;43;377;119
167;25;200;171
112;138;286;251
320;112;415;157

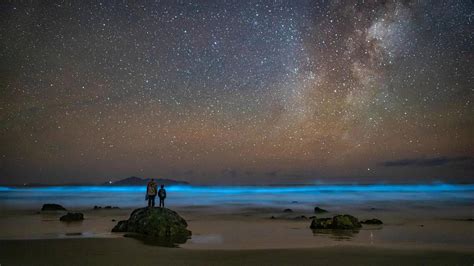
60;212;84;222
41;203;66;211
112;207;191;245
310;214;361;230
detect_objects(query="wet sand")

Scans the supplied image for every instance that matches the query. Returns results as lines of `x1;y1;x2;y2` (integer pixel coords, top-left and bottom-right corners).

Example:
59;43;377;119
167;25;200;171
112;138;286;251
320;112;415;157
0;203;473;265
1;204;473;249
0;238;473;266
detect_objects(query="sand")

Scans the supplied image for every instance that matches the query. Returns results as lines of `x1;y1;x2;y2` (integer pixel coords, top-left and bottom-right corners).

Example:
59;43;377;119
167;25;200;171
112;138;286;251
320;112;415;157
0;203;473;265
0;238;473;266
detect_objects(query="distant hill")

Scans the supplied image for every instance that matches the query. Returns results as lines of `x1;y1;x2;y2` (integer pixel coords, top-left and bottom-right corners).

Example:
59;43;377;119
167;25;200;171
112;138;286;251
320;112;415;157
103;176;189;186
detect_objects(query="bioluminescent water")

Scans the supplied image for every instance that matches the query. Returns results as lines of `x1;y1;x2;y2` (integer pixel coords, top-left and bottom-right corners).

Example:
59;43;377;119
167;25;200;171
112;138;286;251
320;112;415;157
1;183;473;210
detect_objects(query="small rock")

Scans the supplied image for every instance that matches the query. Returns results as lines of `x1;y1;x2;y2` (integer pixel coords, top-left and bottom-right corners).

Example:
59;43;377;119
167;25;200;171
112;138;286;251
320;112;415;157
41;204;66;211
270;216;276;219
361;218;383;225
314;207;328;213
95;205;119;210
310;214;361;229
283;209;293;213
293;215;308;220
112;219;116;222
60;212;84;222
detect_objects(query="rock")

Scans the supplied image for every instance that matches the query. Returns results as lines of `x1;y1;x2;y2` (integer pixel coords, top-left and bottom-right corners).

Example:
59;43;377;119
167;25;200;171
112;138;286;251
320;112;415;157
111;207;191;245
41;203;66;211
332;215;361;229
94;205;120;210
112;220;128;232
293;215;308;220
270;216;276;219
310;214;361;230
310;217;333;229
361;218;383;225
60;212;84;222
314;207;328;213
283;208;293;213
112;219;116;222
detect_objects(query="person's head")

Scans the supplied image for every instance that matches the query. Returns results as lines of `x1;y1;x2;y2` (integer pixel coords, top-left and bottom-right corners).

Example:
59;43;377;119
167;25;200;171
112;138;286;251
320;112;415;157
161;184;164;188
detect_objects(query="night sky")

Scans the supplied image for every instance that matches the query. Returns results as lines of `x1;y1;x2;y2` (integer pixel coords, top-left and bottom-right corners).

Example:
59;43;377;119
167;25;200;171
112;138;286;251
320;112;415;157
1;1;473;185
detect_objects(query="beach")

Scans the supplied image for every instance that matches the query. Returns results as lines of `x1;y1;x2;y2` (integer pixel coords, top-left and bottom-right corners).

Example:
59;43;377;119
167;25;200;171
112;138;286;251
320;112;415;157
0;184;473;265
1;238;474;266
3;0;473;264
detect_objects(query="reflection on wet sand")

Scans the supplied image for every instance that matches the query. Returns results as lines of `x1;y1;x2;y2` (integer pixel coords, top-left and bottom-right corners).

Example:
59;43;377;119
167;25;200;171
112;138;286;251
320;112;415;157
311;229;360;241
123;233;188;248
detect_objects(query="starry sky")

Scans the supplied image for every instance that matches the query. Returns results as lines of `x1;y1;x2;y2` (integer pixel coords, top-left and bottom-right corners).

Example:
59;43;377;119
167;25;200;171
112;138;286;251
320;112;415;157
1;1;473;185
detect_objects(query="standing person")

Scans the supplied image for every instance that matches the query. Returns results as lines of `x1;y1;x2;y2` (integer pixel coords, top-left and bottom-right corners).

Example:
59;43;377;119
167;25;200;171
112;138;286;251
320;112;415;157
158;184;167;208
146;178;157;207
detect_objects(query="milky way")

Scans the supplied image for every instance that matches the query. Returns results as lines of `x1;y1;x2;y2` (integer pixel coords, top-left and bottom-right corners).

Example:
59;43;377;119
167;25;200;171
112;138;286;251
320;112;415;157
1;1;473;184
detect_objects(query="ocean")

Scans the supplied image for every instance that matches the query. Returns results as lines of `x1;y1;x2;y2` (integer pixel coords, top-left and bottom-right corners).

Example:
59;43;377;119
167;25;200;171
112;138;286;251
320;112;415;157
1;183;473;210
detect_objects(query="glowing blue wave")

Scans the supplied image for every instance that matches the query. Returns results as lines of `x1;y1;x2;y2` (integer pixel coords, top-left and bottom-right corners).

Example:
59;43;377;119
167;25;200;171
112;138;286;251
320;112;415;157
1;183;473;193
1;183;473;210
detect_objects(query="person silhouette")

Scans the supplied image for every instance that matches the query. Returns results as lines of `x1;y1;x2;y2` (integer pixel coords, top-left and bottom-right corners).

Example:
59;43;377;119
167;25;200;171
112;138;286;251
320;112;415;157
158;184;167;208
146;178;157;207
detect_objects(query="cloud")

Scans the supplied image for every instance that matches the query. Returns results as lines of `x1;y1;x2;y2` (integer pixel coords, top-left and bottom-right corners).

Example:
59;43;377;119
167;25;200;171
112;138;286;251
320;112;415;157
381;156;473;167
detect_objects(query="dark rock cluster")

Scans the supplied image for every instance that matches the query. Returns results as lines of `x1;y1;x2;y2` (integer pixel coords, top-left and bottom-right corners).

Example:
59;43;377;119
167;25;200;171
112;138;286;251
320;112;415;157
310;214;362;229
93;205;120;210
